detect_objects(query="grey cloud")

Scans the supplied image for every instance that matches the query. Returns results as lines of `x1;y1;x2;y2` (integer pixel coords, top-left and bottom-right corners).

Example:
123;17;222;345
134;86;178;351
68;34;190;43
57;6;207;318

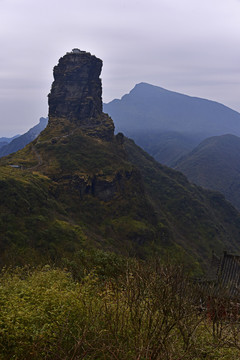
0;0;240;135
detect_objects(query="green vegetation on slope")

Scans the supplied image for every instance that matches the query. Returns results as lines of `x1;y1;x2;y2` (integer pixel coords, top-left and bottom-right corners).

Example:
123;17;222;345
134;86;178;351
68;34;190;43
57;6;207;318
124;138;240;267
1;127;240;270
0;127;160;265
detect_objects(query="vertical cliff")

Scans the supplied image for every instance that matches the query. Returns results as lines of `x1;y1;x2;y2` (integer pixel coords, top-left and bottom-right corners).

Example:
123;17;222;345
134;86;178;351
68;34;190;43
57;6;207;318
48;49;114;140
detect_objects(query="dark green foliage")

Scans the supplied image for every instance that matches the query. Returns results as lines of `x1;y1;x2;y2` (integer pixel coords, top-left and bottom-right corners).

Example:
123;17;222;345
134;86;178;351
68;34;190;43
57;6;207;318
62;248;128;280
124;138;240;265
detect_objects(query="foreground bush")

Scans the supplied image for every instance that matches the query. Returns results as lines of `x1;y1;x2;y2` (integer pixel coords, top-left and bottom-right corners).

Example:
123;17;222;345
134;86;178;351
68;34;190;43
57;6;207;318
0;266;90;359
0;263;240;359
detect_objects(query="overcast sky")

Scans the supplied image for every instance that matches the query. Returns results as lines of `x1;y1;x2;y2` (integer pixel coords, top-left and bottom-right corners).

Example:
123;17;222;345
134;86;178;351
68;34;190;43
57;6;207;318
1;0;240;136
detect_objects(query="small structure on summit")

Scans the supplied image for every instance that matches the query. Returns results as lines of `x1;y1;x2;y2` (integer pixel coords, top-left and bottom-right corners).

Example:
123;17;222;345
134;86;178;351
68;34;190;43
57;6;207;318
72;48;81;53
66;49;88;55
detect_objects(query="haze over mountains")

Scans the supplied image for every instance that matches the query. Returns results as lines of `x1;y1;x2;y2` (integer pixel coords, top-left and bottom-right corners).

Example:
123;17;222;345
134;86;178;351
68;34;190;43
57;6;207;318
1;50;240;271
103;83;240;212
0;117;47;158
0;134;20;149
104;82;240;166
175;134;240;210
104;82;240;136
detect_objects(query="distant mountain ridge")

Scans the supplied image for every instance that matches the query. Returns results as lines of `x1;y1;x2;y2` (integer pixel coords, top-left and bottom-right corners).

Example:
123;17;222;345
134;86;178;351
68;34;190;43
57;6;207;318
0;117;48;158
124;130;202;167
0;135;20;149
103;83;240;211
0;135;20;143
104;82;240;136
104;83;240;165
175;134;240;210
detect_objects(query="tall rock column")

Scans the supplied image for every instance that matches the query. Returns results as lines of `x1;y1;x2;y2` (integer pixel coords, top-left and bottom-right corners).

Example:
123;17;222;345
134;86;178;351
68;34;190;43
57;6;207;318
48;49;114;140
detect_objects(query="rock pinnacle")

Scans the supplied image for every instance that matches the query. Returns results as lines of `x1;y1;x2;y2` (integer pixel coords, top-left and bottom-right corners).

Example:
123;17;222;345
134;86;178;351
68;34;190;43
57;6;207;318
48;49;114;140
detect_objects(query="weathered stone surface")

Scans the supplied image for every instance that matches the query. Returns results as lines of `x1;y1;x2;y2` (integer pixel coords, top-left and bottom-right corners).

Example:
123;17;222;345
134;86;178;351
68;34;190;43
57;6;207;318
48;49;114;140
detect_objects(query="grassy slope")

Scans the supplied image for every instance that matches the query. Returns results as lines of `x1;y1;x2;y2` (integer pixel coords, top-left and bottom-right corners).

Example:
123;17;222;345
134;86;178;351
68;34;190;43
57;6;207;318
1;123;240;270
0;124;158;265
124;138;240;267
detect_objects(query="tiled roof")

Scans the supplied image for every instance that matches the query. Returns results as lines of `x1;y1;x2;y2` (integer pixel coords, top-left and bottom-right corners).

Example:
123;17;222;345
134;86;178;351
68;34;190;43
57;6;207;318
206;251;240;298
217;251;240;297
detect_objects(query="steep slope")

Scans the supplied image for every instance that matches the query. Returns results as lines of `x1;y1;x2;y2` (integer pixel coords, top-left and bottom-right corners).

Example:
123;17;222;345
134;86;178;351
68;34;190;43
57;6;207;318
0;117;48;157
175;134;240;210
1;50;240;270
103;82;240;165
124;138;240;263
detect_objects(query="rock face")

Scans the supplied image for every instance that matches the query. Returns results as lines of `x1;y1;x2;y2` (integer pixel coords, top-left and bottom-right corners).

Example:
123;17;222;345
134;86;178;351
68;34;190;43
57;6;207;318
48;49;114;140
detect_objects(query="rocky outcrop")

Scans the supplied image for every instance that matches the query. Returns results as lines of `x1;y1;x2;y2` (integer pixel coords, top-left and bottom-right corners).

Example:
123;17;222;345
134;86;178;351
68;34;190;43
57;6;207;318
55;169;135;202
48;49;114;141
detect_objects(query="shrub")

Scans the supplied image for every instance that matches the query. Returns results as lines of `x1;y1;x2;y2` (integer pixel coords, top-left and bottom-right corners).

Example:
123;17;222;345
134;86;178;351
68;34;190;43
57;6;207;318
1;263;240;359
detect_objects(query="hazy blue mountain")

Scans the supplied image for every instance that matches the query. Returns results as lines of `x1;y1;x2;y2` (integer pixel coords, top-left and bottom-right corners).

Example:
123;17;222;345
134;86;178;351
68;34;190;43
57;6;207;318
0;141;8;149
104;82;240;136
104;82;240;165
0;117;48;158
0;135;20;149
122;130;202;166
0;135;20;143
175;134;240;210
